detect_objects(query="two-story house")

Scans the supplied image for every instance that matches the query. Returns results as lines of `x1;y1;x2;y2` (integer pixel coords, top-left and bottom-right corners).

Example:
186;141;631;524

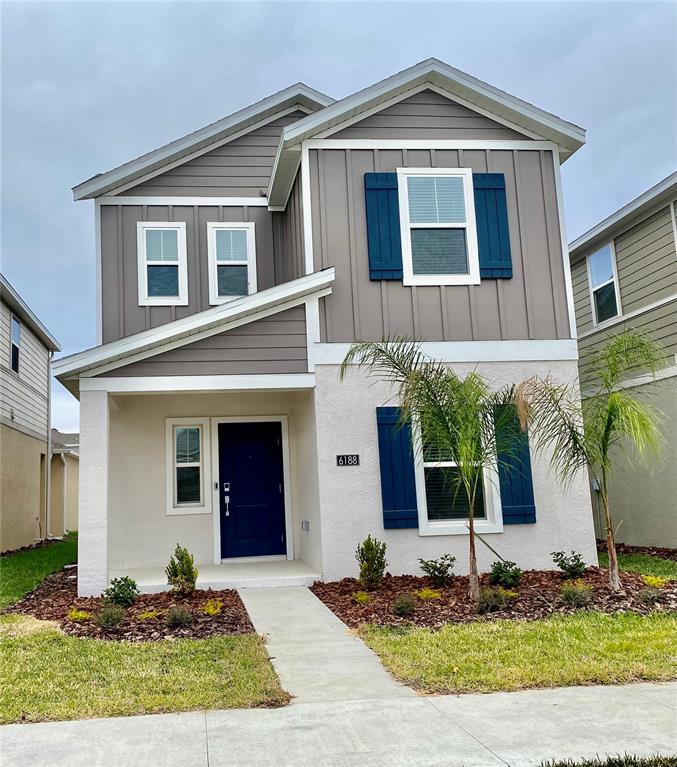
54;59;597;596
0;274;61;552
570;172;677;549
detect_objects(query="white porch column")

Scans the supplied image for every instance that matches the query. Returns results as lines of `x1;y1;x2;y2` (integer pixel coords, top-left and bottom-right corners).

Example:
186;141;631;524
78;389;109;596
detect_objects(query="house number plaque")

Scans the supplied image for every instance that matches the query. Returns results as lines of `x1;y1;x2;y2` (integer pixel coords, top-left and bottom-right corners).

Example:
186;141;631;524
336;454;360;466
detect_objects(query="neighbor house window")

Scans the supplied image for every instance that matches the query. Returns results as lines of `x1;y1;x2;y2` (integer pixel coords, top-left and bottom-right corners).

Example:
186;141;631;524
587;243;620;324
206;222;257;304
10;314;20;374
137;222;188;306
165;417;211;515
397;168;480;286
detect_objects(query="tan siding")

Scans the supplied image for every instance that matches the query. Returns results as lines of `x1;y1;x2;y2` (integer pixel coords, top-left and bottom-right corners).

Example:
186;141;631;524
571;257;593;334
310;147;570;342
332;90;526;140
100;305;307;377
123;112;306;197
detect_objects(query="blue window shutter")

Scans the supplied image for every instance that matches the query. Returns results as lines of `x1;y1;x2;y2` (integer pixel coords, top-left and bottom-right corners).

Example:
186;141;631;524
376;407;418;529
473;173;513;279
496;406;536;524
365;173;403;280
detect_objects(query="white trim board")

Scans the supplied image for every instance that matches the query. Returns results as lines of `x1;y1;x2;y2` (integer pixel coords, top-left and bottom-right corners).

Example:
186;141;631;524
577;292;677;340
303;138;559;151
79;373;316;394
581;363;677;397
98;196;270;207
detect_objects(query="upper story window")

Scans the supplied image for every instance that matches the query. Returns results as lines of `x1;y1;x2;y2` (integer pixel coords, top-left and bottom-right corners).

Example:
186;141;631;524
587;243;620;324
206;222;257;304
10;314;20;374
397;168;480;286
136;222;188;306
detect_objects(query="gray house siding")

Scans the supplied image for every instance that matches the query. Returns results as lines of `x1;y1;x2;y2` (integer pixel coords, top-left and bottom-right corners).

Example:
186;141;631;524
272;172;305;284
309;146;571;343
332;90;526;140
100;305;307;377
122;111;307;197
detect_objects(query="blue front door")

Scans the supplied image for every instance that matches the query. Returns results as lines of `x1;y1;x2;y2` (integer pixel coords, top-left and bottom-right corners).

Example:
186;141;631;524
218;421;287;559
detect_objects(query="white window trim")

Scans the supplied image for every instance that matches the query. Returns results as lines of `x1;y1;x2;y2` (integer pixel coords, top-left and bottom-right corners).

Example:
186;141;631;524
165;417;211;516
206;222;257;305
411;421;503;536
137;221;188;306
586;240;622;328
396;167;480;287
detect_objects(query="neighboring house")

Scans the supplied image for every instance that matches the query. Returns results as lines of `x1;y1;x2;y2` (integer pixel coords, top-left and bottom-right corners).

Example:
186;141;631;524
569;172;677;548
51;429;79;534
54;58;597;597
0;274;61;552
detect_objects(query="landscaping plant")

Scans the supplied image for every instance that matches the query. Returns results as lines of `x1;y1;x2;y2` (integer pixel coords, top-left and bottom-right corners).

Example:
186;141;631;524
166;544;199;596
489;560;522;588
353;591;371;604
418;554;456;587
202;598;223;616
97;603;125;630
392;593;416;617
166;605;193;628
342;339;524;602
551;550;586;579
355;535;387;589
560;580;592;607
415;587;441;600
516;331;665;591
102;576;139;607
67;608;92;623
477;586;517;614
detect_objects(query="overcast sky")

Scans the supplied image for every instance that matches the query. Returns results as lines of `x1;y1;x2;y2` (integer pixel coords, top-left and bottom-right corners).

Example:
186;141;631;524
2;0;676;431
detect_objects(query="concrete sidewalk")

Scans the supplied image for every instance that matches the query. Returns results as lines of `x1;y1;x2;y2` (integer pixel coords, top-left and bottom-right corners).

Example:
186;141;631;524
2;682;675;766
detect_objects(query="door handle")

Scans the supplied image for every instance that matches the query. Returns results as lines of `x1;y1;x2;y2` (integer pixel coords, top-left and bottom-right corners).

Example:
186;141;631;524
224;495;230;516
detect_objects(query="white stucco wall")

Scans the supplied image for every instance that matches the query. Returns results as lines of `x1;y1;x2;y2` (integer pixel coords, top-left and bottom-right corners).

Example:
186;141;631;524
314;361;598;582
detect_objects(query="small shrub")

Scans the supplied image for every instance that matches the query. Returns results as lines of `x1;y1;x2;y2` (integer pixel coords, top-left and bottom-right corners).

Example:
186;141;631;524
67;607;92;623
202;598;223;616
166;605;193;628
642;575;668;589
166;544;199;596
477;586;517;614
353;590;371;604
561;579;592;607
97;603;125;630
392;593;416;617
637;587;662;606
102;576;140;607
551;550;587;578
415;587;441;600
489;560;523;588
355;535;387;589
135;609;162;622
418;554;456;587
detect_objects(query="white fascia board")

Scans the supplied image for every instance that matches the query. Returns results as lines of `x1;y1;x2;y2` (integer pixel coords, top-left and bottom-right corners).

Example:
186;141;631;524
99;196;270;207
53;268;335;379
79;373;316;394
0;274;61;351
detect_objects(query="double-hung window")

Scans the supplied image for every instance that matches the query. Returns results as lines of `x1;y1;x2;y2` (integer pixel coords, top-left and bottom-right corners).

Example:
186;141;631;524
165;418;211;515
397;168;480;286
587;243;620;324
207;222;257;304
137;222;188;306
10;315;20;374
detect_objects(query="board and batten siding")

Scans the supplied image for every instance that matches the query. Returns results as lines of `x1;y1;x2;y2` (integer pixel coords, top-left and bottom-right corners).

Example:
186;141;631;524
100;306;307;377
332;90;526;140
309;146;571;342
122;111;307;197
0;299;49;439
272;172;305;284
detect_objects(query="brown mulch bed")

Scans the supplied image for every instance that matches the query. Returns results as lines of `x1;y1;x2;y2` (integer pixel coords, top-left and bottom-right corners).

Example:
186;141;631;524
311;568;677;629
9;567;254;641
1;537;68;558
597;540;677;562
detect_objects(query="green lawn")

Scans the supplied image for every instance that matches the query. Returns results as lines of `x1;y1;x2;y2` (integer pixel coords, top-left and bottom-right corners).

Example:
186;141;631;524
362;612;677;694
0;614;288;723
598;551;677;580
543;758;677;767
0;533;78;609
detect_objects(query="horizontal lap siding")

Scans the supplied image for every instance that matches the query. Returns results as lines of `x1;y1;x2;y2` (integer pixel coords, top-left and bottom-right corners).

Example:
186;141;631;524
310;146;570;342
332;90;525;140
571;258;593;334
122;111;306;197
100;306;307;376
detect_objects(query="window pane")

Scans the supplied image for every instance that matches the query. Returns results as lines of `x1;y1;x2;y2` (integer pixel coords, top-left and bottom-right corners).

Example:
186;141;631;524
176;466;201;504
147;265;179;296
10;344;19;374
411;229;468;275
146;229;178;262
589;245;614;288
408;176;466;224
217;265;248;296
424;466;486;521
215;229;248;262
594;283;618;323
10;316;20;346
175;427;200;463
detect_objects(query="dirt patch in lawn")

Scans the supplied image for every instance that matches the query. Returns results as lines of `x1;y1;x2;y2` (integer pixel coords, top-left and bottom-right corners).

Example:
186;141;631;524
311;568;677;629
9;567;253;641
597;540;677;562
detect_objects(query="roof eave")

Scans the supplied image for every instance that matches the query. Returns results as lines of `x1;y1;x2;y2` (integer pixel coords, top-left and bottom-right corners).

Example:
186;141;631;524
0;275;60;351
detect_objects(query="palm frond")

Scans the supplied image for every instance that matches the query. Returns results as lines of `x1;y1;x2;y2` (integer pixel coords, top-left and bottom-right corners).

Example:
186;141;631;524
593;330;666;391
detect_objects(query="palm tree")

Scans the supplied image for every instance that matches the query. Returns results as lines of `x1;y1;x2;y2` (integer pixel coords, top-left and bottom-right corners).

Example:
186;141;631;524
340;339;522;601
515;330;665;591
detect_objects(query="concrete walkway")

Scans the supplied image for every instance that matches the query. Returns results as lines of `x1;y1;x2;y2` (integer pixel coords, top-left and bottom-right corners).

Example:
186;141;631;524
2;683;675;766
238;585;414;702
